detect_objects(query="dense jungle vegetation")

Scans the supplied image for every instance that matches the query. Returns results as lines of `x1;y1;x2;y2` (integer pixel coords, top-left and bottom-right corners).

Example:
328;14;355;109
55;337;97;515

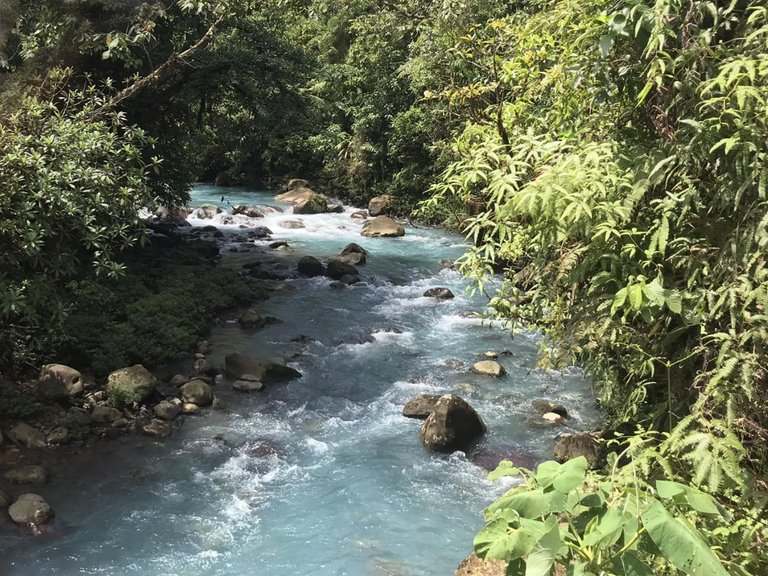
1;0;767;573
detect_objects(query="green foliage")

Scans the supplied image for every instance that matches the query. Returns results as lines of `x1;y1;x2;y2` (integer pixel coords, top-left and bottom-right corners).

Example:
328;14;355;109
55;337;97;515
478;457;764;575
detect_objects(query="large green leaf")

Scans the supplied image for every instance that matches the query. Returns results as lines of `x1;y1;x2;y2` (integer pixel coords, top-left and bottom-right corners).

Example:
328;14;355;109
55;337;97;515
535;457;588;493
489;460;523;481
525;517;561;576
641;499;729;576
655;480;721;515
611;551;655;576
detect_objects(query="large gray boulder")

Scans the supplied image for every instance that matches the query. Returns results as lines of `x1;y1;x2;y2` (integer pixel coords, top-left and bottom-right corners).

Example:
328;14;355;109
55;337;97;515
360;216;405;238
180;380;213;407
9;493;54;527
298;256;325;277
38;364;85;400
224;353;301;384
367;194;392;217
325;259;358;280
275;186;316;204
106;365;156;405
7;423;46;448
420;394;486;453
293;193;329;215
402;394;441;420
232;205;264;218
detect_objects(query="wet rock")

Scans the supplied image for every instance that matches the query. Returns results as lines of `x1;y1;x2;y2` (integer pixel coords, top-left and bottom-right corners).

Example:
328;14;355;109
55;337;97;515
224;352;302;384
239;309;267;329
334;252;366;266
367;194;392;217
0;489;9;507
181;403;200;415
47;426;69;445
329;281;345;290
249;226;273;238
193;204;222;219
470;361;506;377
327;199;345;213
197;340;212;355
38;364;85;400
439;259;454;269
169;374;189;388
542;412;566;425
7;423;47;448
180;380;213;407
279;219;305;229
554;433;602;468
340;274;361;285
233;379;265;392
340;242;368;261
195;352;205;360
402;394;441;419
106;364;156;405
482;351;498;359
351;210;368;220
420;394;486;453
360;216;405;238
194;357;217;376
269;241;289;249
290;335;317;344
326;259;358;280
154;400;181;420
293;192;329;214
142;419;171;438
298;256;325;277
531;400;569;419
232;204;264;218
454;554;506;576
423;287;454;299
91;405;123;424
9;493;54;528
275;186;316;204
334;332;376;346
445;359;464;369
4;465;47;485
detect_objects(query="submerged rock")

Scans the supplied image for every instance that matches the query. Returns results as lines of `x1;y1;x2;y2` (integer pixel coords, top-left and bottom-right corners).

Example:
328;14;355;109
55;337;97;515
423;287;454;299
180;380;213;407
224;353;302;384
470;360;506;377
106;364;156;405
142;419;171;438
279;219;305;229
402;394;441;420
420;394;486;453
9;493;54;529
298;256;325;277
7;423;47;448
239;309;267;329
554;433;602;468
233;379;265;392
4;465;47;485
360;216;405;238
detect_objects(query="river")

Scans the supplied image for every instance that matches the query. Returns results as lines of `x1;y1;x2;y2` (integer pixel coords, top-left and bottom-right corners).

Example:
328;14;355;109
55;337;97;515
0;185;598;575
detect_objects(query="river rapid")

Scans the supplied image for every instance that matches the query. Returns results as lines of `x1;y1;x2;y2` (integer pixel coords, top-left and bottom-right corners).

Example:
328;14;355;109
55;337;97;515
0;185;598;576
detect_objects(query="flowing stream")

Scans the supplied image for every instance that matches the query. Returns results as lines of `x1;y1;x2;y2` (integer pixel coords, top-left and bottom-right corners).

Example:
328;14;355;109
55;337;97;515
0;185;598;575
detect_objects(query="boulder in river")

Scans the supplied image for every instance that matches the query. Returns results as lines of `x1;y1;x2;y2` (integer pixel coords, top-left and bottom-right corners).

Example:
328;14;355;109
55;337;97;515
142;419;172;438
470;360;506;377
169;374;189;388
340;242;367;262
554;433;602;468
9;493;54;530
180;379;213;407
297;256;325;277
326;259;358;280
293;192;329;215
402;394;441;419
7;422;47;448
38;363;85;400
275;186;316;204
367;194;392;217
233;379;265;392
423;287;454;299
239;309;267;329
279;219;305;229
351;210;368;220
4;465;47;485
360;216;405;238
249;226;273;238
106;364;156;405
91;405;123;424
47;426;69;445
154;400;181;420
470;445;540;472
531;399;569;418
420;394;486;453
193;204;222;219
224;352;302;384
232;204;264;218
454;554;507;576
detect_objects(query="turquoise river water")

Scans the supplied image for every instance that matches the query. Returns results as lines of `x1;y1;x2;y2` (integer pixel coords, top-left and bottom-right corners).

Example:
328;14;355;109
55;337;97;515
0;185;598;576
